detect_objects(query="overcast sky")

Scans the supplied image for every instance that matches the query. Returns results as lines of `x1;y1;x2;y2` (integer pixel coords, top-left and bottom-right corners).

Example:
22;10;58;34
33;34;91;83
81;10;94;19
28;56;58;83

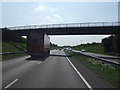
2;1;118;46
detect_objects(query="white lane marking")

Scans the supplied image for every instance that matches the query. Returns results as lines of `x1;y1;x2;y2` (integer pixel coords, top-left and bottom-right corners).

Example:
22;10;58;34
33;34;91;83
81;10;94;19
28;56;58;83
66;57;93;90
37;61;41;64
4;79;18;88
30;61;38;62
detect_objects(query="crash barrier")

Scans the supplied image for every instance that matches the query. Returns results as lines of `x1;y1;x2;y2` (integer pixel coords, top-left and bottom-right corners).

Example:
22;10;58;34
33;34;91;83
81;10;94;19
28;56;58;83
69;50;120;68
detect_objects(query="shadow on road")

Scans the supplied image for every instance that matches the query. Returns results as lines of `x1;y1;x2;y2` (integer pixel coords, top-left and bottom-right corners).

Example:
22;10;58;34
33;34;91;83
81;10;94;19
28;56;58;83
50;54;72;57
25;56;49;61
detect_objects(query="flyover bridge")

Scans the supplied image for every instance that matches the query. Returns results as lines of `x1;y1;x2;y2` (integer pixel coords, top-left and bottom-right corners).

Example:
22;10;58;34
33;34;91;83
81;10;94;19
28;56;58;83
2;22;120;36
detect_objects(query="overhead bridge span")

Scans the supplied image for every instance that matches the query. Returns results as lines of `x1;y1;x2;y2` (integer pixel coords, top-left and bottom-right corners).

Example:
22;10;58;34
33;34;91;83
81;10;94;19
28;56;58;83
2;22;120;36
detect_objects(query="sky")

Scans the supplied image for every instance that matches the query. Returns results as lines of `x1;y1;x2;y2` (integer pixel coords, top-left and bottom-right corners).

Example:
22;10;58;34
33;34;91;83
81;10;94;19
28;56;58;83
2;1;119;46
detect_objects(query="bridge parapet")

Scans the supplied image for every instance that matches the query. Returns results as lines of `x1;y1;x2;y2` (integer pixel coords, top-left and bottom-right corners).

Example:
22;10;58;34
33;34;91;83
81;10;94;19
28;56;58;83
6;22;120;30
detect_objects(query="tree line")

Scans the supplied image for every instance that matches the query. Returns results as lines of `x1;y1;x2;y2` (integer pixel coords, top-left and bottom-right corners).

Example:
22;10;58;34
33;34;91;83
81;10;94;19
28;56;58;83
3;35;27;43
50;43;58;49
102;34;120;54
72;34;120;55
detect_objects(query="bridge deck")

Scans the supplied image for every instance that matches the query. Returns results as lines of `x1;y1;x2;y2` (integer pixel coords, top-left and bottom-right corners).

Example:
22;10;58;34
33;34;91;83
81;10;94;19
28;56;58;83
2;22;120;35
6;22;120;30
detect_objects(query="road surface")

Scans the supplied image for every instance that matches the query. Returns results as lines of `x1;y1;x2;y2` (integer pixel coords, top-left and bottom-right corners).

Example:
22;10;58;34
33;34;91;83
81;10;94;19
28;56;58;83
2;50;112;89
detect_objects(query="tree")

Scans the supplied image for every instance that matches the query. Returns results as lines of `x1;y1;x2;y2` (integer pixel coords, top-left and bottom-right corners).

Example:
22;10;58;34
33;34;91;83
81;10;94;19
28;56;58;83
102;34;120;54
102;37;112;52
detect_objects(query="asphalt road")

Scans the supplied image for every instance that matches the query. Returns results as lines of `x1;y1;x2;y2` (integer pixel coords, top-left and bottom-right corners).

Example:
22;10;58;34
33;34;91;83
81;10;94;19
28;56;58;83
2;50;90;89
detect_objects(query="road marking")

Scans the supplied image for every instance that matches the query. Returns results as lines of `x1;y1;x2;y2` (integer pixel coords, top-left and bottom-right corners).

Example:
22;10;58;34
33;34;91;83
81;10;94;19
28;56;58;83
66;57;93;90
37;61;41;64
4;79;18;88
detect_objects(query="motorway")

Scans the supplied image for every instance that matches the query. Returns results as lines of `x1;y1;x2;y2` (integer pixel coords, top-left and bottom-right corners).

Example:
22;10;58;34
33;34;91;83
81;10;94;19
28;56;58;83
2;50;112;89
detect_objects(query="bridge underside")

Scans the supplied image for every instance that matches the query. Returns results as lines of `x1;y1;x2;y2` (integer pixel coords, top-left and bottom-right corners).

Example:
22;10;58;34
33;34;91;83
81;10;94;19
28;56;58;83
2;26;120;36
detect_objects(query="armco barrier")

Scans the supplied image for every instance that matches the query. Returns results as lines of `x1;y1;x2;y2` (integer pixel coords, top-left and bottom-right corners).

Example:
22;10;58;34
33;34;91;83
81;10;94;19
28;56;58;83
70;50;120;68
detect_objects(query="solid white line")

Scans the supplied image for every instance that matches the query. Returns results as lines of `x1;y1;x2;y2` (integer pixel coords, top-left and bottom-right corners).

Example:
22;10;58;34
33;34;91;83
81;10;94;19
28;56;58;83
66;57;93;90
37;61;41;64
4;79;18;88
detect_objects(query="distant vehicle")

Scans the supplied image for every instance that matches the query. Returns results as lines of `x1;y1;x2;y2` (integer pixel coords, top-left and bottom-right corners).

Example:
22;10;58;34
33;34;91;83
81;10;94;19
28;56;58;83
59;48;62;50
81;49;86;52
68;48;72;51
27;32;50;57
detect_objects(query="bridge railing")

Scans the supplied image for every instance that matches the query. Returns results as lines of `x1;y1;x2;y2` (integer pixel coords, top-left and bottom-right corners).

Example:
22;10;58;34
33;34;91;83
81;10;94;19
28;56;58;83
7;22;120;30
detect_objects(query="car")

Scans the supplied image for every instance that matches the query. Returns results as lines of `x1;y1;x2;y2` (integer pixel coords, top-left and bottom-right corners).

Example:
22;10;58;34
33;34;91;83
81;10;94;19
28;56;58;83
81;49;86;52
59;48;62;50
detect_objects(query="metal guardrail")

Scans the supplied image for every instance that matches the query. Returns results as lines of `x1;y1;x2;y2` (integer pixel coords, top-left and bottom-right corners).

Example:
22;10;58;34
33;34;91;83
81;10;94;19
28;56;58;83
6;22;120;30
0;51;27;55
69;49;120;67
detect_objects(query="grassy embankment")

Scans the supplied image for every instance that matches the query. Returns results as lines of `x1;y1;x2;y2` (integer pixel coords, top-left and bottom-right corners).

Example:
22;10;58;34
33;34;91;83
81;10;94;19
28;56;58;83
50;47;58;50
65;50;120;88
72;44;119;56
2;42;27;61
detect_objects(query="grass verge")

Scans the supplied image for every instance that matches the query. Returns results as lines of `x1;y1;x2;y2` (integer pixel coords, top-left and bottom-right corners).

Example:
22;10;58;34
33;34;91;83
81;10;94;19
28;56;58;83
2;53;28;62
73;45;104;54
2;41;27;61
72;45;120;57
2;42;26;53
65;50;120;88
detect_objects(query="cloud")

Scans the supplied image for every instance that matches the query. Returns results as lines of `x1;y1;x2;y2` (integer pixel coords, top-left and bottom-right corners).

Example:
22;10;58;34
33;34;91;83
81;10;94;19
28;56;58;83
35;4;74;25
35;5;45;11
44;16;55;22
37;14;75;25
44;14;62;23
35;4;55;13
69;17;74;20
38;21;48;25
37;14;63;25
54;14;62;20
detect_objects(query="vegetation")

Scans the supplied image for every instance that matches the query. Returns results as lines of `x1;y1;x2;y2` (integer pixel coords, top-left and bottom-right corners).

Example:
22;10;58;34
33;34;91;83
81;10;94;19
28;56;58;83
66;51;120;88
2;42;26;53
2;41;27;61
2;36;27;61
72;35;120;56
3;34;27;43
2;37;58;60
0;41;2;53
72;43;104;54
2;53;27;61
50;42;58;49
102;35;120;56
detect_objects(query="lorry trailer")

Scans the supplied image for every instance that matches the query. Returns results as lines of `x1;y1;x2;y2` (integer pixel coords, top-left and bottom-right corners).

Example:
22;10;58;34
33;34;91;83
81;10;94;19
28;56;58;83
27;32;50;57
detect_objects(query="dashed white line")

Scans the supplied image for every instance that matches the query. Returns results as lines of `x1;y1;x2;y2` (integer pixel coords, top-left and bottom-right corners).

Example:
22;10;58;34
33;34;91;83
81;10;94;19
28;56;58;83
4;79;18;89
66;57;93;90
37;61;41;64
